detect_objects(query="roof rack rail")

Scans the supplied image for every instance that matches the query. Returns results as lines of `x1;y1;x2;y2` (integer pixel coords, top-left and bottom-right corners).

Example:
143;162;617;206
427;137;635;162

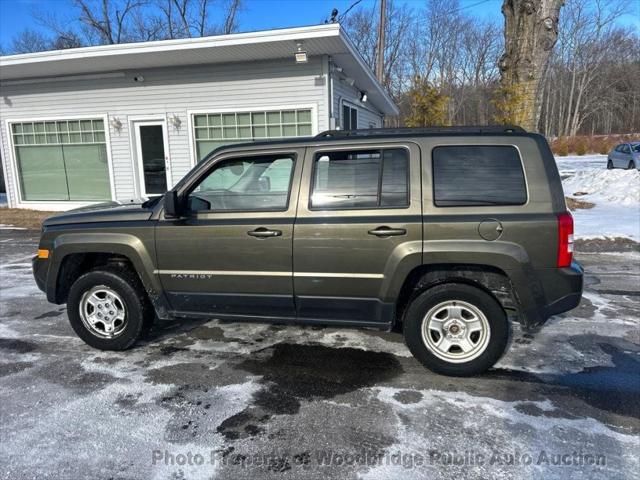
314;125;526;139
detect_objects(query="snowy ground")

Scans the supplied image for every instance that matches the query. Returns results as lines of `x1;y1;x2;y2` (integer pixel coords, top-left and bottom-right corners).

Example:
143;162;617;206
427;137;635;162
1;156;639;479
1;237;639;479
556;155;639;240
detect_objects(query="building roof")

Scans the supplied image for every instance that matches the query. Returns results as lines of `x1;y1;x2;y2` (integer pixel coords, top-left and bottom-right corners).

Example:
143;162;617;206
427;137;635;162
0;24;398;116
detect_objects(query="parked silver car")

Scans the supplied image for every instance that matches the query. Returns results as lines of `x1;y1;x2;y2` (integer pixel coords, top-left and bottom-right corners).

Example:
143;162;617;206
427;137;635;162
607;141;640;169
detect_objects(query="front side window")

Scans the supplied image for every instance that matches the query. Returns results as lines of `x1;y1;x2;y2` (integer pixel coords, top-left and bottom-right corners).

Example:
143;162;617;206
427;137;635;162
11;119;110;201
311;148;409;209
187;154;295;212
193;109;312;161
621;144;631;154
432;145;527;207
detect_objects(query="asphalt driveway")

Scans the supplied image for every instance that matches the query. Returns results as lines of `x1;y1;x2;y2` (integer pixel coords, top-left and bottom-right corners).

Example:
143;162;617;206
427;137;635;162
1;229;638;479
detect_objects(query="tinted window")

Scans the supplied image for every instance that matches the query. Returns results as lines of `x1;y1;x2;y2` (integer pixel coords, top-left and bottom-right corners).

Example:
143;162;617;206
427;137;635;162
432;146;527;207
621;144;631;154
632;144;640;153
311;149;409;209
188;155;294;212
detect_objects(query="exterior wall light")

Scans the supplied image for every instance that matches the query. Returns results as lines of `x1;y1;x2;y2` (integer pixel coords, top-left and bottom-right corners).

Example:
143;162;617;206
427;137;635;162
360;91;368;102
294;41;308;63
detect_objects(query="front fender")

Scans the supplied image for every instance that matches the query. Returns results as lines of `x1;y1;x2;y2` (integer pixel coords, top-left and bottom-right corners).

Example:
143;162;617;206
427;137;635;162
47;232;162;306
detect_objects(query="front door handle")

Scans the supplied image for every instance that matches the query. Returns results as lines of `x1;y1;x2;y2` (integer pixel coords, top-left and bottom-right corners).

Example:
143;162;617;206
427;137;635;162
248;228;282;238
368;226;407;237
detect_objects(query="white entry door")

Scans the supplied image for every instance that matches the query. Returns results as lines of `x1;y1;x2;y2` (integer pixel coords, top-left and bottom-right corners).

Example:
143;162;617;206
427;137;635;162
133;120;171;197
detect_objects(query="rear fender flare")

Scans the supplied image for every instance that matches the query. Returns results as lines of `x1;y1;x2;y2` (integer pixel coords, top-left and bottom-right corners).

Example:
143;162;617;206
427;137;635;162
382;240;545;325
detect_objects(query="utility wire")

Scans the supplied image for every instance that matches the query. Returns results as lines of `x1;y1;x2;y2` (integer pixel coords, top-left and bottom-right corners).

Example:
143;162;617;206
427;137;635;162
452;0;497;14
338;0;364;21
338;0;497;22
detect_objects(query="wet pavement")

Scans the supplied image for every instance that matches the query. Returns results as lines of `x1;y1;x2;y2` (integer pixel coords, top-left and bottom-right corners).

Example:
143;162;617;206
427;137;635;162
0;229;638;479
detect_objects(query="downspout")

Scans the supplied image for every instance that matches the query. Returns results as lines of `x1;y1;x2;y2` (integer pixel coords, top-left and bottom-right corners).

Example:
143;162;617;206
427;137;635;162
327;55;335;130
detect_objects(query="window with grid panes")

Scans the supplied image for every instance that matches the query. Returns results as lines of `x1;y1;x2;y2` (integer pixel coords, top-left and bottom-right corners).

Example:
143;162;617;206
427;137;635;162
193;109;313;161
11;119;110;201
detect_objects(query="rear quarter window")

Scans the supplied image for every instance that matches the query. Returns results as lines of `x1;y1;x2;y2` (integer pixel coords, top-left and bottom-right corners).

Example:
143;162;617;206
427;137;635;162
432;145;527;207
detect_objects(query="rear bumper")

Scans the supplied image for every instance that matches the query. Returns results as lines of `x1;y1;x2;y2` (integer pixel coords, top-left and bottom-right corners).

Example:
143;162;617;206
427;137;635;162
519;261;583;327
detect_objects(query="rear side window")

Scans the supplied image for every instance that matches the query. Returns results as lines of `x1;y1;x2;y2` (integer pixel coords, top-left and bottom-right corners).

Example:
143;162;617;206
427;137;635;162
432;145;527;207
311;148;409;209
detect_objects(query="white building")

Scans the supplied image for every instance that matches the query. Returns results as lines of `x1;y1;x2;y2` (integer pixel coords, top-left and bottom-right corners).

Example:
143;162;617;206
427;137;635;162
0;24;398;210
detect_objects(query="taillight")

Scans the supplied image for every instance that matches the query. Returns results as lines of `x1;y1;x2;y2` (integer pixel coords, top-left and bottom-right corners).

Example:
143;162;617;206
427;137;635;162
557;212;574;267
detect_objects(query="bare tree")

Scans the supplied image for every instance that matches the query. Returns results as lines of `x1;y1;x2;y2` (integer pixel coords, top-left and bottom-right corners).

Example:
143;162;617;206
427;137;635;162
343;0;412;97
538;0;639;136
157;0;242;38
20;0;243;50
73;0;145;44
222;0;241;34
498;0;564;131
9;29;50;54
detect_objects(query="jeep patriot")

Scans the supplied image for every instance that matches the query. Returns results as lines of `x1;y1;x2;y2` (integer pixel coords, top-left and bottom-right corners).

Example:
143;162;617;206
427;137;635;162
33;126;583;376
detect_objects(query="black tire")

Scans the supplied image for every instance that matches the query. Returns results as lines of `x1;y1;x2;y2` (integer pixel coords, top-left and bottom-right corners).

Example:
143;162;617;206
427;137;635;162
607;159;613;169
403;283;509;376
628;161;636;170
67;267;155;350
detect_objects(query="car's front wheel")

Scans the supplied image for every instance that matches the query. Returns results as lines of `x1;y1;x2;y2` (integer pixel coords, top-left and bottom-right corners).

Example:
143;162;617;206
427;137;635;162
607;159;613;169
628;160;636;170
67;267;154;350
403;283;509;376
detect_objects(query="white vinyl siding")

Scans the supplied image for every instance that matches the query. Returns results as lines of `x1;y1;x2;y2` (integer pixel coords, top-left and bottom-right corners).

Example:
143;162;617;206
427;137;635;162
0;57;327;208
332;75;384;129
193;108;313;161
10;119;111;201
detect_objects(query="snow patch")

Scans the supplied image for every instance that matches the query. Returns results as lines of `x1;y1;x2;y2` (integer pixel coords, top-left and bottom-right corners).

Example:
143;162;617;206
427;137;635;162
556;156;640;240
0;224;26;230
562;169;639;206
0;261;40;300
361;387;639;480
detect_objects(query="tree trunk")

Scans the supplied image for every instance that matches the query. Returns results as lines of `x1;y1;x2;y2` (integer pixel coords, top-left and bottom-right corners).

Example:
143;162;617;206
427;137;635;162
499;0;564;131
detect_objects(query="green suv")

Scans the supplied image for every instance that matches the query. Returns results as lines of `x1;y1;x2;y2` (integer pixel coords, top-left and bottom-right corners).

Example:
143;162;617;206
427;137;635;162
32;126;583;376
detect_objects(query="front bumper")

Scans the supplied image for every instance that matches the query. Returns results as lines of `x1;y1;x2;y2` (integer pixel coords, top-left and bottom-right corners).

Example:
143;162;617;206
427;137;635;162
32;255;48;293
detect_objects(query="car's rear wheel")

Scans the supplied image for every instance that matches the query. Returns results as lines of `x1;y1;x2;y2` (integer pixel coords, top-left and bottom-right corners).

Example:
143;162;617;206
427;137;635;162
628;161;636;170
403;283;509;376
67;267;154;350
607;159;613;169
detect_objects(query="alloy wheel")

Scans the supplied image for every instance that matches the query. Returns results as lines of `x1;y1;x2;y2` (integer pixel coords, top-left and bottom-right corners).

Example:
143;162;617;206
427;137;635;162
79;285;127;338
421;300;491;363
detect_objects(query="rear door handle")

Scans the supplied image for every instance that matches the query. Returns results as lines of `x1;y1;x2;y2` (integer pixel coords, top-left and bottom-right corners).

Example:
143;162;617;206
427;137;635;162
248;228;282;238
368;226;407;237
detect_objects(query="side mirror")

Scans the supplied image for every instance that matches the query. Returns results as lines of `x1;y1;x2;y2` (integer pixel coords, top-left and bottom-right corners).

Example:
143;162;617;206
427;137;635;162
164;190;182;218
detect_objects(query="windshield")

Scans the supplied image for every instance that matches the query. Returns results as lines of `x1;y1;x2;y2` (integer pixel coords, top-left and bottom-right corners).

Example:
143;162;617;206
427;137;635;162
632;144;640;153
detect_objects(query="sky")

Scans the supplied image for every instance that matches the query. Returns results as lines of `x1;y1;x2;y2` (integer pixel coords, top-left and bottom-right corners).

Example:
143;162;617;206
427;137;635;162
0;0;638;50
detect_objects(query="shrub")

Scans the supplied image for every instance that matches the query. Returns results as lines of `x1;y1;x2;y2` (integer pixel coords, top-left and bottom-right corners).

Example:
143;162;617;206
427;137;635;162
592;137;611;155
554;137;569;156
574;137;589;155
